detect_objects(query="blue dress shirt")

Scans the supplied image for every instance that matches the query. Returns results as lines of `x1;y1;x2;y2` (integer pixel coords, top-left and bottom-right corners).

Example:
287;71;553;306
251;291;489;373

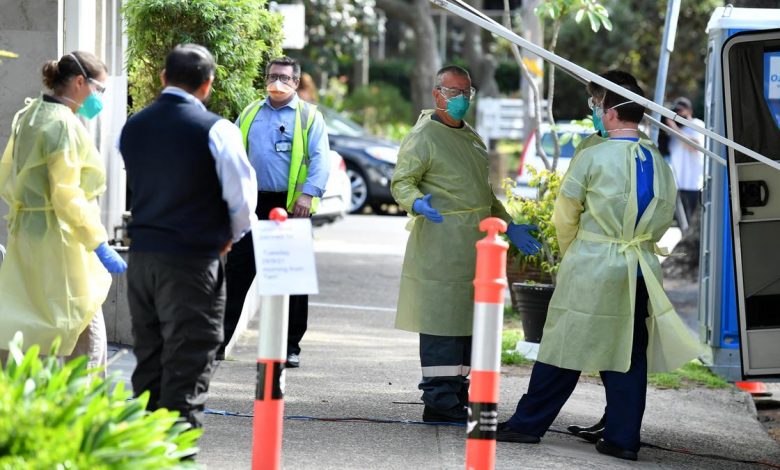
240;94;330;198
611;137;654;223
162;87;258;242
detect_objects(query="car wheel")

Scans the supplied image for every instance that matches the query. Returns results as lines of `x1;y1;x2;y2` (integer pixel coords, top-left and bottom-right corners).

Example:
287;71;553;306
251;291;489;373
346;165;369;213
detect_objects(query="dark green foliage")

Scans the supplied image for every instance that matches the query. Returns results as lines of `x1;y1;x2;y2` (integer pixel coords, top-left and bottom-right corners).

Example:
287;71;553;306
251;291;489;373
295;0;377;77
0;333;201;469
123;0;283;120
367;59;414;101
343;83;414;128
548;0;722;119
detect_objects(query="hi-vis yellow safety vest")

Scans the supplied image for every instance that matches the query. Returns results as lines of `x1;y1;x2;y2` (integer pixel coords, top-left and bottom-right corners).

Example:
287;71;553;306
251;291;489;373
238;99;319;213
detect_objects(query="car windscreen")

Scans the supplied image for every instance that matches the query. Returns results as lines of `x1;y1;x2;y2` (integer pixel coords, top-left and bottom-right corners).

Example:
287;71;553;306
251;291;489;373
320;106;367;137
541;132;589;158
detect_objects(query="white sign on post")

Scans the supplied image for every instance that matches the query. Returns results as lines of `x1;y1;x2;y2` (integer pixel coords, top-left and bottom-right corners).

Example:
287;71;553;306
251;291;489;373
251;218;319;296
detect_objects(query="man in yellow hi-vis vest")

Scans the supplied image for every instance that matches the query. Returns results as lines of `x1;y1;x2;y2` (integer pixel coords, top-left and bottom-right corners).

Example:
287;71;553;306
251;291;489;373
221;56;330;366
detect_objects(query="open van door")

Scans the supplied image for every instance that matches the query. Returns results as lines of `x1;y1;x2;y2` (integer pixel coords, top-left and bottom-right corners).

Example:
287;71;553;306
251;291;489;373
722;28;780;379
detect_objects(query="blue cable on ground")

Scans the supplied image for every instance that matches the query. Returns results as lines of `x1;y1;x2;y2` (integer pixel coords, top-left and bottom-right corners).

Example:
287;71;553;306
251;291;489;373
204;408;463;427
203;408;780;468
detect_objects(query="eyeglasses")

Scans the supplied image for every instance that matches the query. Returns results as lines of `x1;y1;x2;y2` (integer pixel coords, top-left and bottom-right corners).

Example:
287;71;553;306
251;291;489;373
587;96;601;111
88;78;106;96
437;85;476;100
266;74;297;84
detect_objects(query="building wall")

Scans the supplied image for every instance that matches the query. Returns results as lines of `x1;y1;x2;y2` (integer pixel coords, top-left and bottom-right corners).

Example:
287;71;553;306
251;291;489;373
0;0;60;247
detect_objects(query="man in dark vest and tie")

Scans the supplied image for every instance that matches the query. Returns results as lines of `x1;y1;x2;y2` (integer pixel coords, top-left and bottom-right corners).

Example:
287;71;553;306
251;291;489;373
119;44;257;430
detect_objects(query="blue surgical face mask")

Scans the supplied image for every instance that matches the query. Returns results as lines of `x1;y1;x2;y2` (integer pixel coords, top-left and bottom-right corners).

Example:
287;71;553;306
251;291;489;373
592;107;607;136
77;92;103;119
445;94;470;121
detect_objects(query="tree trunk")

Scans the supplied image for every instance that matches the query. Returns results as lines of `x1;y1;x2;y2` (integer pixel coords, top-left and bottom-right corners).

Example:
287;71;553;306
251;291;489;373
410;0;440;113
460;0;499;97
376;0;440;114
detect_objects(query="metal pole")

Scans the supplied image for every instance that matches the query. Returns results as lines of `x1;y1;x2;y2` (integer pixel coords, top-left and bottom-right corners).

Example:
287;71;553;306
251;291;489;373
650;0;681;143
430;0;780;171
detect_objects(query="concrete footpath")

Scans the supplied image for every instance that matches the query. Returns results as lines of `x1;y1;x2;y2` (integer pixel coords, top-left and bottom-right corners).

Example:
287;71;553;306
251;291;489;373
108;217;780;469
192;309;780;469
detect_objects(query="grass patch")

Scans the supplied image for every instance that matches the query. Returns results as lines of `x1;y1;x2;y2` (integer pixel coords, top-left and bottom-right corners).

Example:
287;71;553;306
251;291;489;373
648;360;730;390
501;328;534;366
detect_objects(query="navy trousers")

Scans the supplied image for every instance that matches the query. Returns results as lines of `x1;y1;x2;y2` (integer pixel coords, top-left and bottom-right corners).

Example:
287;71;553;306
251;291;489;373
507;278;650;452
419;334;471;410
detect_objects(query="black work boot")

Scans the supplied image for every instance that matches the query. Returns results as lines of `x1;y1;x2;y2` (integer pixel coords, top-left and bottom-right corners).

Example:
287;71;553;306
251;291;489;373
422;405;467;424
567;413;606;437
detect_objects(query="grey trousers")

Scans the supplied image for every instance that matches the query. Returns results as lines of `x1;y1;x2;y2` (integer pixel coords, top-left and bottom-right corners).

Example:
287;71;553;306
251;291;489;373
66;311;108;377
127;252;225;429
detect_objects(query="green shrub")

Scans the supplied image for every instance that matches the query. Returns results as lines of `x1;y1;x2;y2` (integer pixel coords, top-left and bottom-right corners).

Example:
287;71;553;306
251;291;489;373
0;333;201;469
123;0;283;120
341;83;414;141
366;59;414;101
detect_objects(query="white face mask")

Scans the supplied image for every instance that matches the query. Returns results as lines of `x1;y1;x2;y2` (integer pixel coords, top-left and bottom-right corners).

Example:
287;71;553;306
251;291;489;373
266;80;295;100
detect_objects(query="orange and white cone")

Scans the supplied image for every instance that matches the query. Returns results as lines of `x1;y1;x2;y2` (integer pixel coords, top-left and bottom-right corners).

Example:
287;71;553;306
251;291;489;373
465;217;509;470
252;208;289;470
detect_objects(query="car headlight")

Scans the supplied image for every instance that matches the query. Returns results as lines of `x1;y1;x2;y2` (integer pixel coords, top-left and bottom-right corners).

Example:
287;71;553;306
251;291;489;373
365;146;398;165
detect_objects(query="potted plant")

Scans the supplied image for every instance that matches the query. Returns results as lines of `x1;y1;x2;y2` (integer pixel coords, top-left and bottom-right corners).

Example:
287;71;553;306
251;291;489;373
502;168;562;343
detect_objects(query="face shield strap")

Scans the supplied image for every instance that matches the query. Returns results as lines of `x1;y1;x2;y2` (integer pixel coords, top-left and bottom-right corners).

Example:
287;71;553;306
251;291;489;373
68;53;90;80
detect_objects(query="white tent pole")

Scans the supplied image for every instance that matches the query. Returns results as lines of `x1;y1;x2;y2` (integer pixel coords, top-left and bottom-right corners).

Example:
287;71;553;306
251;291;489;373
431;0;780;171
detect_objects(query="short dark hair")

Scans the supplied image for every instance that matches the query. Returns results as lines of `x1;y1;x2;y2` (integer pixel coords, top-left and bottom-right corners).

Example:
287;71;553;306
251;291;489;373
435;65;470;87
673;96;692;111
603;82;646;124
265;56;301;80
587;70;638;101
164;44;216;92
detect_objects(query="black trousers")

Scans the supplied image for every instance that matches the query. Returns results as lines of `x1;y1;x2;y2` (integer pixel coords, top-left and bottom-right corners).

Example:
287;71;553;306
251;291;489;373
506;278;650;453
127;252;225;429
418;334;472;410
679;190;700;225
223;191;308;355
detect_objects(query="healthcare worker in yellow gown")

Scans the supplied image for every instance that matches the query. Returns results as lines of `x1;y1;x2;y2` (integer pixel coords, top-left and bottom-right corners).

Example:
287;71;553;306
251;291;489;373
392;65;541;424
496;79;700;461
0;51;126;368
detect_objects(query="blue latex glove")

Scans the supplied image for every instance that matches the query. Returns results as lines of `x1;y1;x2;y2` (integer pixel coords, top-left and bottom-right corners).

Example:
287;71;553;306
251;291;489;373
412;194;444;223
507;223;542;255
95;242;127;274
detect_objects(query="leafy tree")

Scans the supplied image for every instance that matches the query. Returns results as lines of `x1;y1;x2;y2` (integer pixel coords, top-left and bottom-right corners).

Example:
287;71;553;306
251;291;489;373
282;0;378;80
549;0;721;120
502;0;611;172
123;0;283;120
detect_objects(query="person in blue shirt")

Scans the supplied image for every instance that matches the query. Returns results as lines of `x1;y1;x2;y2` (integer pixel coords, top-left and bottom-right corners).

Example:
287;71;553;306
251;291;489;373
120;44;258;430
222;56;330;367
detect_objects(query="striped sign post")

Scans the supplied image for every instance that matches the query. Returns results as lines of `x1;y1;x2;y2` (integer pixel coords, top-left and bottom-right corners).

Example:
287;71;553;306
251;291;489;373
252;208;290;470
466;217;509;470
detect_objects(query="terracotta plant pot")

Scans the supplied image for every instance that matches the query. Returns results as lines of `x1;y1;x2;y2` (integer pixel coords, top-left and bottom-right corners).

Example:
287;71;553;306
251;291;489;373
511;282;554;344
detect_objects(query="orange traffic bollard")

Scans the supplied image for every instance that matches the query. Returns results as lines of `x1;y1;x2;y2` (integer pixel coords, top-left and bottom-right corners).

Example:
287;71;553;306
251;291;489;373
252;208;290;470
466;217;509;470
735;381;770;397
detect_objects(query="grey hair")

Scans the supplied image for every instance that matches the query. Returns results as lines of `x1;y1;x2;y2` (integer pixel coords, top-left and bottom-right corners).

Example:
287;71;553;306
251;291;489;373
435;65;470;87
